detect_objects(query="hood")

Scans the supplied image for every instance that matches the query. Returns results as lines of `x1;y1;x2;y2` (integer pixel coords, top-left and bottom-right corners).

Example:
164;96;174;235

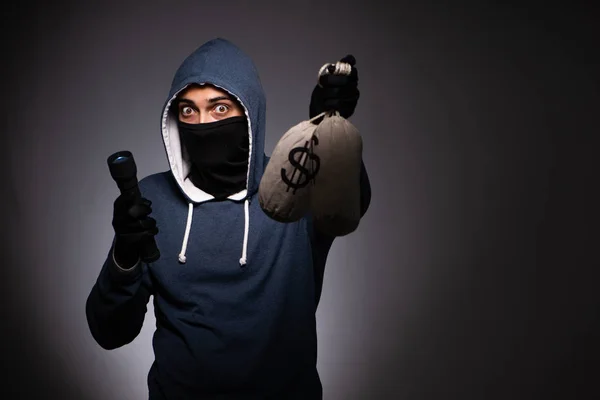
158;38;267;266
160;37;267;204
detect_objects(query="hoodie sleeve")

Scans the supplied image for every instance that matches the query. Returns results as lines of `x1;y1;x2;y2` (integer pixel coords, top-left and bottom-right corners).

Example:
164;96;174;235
357;159;372;219
309;159;371;305
85;239;153;350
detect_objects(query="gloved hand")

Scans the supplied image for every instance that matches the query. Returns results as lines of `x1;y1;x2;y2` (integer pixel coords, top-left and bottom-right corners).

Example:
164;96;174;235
111;192;158;268
309;54;360;120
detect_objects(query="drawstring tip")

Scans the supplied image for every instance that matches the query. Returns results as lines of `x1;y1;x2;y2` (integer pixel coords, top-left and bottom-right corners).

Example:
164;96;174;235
239;257;247;267
178;254;187;264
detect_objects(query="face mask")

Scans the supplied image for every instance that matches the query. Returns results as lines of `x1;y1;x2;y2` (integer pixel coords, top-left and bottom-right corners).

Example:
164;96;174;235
178;116;249;199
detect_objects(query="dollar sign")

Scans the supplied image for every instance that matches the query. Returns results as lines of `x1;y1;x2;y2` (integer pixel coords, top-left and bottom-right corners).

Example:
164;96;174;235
281;135;320;194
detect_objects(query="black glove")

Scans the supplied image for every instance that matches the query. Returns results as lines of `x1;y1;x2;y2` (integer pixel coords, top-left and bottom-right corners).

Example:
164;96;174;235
111;192;158;268
309;54;360;120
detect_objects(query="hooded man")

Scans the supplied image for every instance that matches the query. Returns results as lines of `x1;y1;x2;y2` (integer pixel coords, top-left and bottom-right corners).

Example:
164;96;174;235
86;38;371;399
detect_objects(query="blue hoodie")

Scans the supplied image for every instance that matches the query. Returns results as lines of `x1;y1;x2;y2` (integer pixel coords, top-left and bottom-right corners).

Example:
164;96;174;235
86;38;371;399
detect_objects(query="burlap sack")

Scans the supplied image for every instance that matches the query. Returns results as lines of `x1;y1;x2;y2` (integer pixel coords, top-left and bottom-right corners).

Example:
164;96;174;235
310;111;363;236
258;113;324;222
260;58;362;232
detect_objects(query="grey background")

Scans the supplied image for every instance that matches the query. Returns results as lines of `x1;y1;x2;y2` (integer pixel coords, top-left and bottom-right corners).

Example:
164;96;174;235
2;1;598;399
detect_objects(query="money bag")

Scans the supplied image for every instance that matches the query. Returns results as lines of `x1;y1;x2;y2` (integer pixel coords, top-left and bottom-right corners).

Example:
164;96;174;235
258;113;324;223
310;111;363;236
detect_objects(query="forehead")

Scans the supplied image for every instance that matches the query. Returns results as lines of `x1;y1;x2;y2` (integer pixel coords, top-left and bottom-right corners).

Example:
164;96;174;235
177;83;230;100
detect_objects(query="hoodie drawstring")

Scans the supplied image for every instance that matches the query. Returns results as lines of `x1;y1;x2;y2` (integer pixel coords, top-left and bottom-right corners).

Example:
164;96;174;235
239;198;250;266
178;203;194;263
177;199;250;266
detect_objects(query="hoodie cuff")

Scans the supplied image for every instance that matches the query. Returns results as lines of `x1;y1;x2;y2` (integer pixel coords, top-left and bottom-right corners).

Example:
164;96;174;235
107;244;143;284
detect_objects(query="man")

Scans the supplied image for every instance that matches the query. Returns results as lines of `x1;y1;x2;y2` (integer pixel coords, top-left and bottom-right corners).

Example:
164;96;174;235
86;37;371;399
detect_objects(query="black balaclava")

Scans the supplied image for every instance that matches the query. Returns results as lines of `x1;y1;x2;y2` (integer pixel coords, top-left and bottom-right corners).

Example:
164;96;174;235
178;116;249;199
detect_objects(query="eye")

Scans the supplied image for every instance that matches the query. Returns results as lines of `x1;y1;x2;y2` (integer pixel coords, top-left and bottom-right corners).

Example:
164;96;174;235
180;106;195;116
214;104;230;114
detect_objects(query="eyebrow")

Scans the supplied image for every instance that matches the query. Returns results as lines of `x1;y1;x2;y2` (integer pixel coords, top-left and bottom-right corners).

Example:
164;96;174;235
207;95;233;103
177;95;233;107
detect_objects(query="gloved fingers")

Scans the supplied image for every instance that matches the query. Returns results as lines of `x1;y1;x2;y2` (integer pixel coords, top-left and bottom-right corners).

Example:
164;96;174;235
140;198;152;208
323;95;360;109
142;226;159;238
116;231;147;249
321;86;360;102
138;216;158;233
113;194;150;221
128;201;153;219
114;192;134;213
114;193;151;208
113;214;157;234
310;85;359;118
318;73;357;88
115;222;159;242
349;65;358;80
322;101;357;119
311;54;359;119
336;55;358;80
339;54;356;66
